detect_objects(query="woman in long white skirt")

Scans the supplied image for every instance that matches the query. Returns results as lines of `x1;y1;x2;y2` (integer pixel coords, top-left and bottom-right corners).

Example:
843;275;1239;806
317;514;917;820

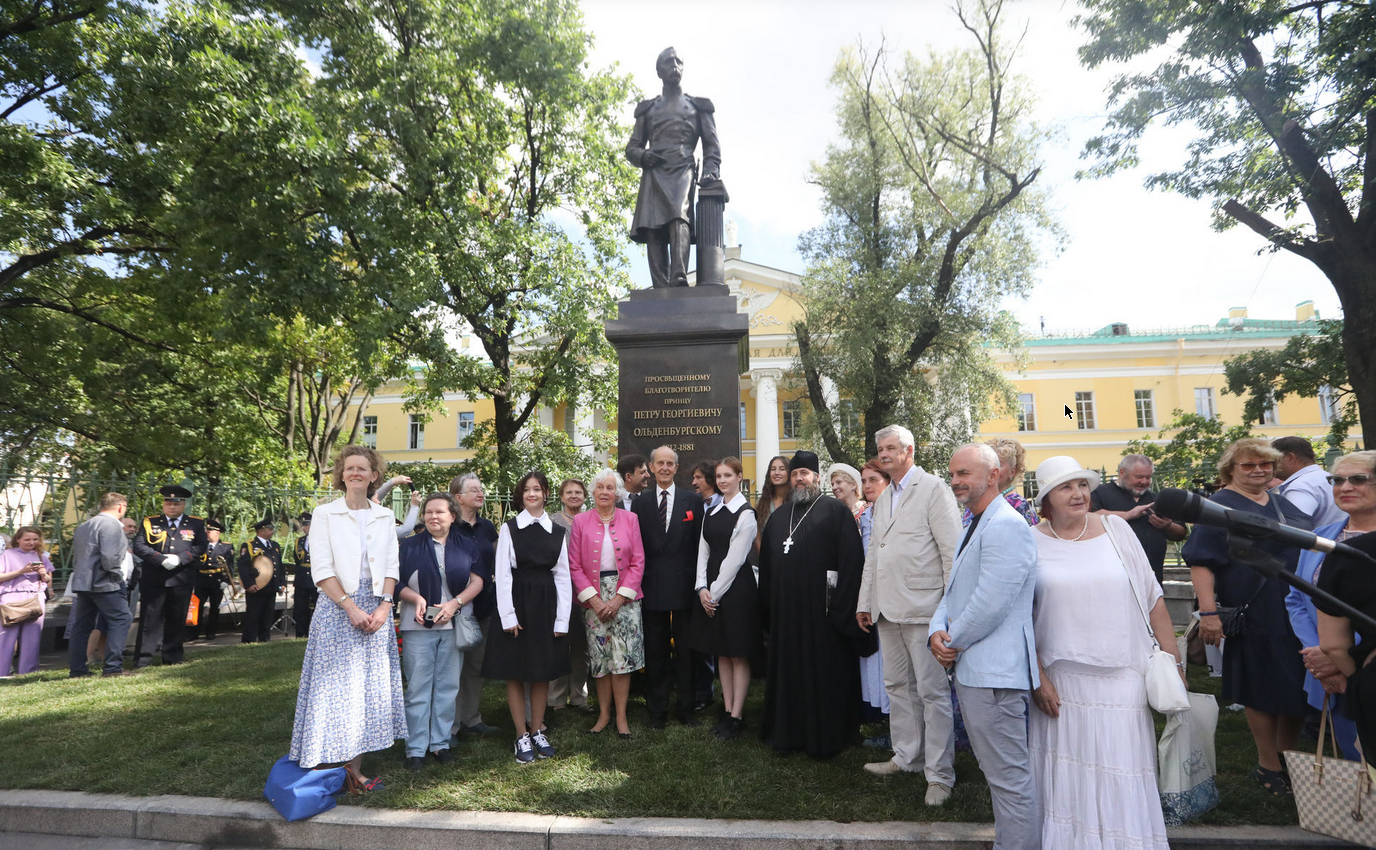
1028;457;1180;850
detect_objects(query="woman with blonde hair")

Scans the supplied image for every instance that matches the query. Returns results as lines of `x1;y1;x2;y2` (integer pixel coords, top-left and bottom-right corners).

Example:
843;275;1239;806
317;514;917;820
0;527;52;676
290;445;407;793
1185;437;1311;797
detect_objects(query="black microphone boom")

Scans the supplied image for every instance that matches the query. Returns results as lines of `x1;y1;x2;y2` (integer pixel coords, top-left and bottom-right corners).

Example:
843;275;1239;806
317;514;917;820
1155;488;1376;565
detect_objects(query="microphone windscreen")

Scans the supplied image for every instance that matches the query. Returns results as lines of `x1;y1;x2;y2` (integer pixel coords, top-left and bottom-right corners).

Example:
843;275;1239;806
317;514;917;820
1154;488;1199;522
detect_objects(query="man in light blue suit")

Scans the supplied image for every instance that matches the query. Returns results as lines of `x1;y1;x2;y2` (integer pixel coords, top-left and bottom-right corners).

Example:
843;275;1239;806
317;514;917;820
929;444;1040;850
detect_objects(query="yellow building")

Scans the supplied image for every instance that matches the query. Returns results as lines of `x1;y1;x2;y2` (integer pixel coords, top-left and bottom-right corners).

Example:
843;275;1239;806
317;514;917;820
353;250;1349;483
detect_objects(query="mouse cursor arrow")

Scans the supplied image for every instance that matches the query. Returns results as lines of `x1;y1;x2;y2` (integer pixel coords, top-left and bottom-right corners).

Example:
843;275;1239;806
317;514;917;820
1063;404;1074;420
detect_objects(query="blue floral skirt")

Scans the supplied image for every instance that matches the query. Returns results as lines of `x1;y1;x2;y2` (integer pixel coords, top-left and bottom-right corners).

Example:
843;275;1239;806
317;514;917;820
584;574;644;678
289;582;407;768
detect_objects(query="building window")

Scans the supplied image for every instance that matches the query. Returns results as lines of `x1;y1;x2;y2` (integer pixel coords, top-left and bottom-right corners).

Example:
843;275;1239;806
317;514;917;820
362;415;378;448
839;399;860;433
782;400;801;439
1075;391;1095;430
739;402;747;440
1319;385;1337;425
408;415;425;450
457;411;475;445
1260;395;1279;426
1134;390;1155;429
563;404;576;435
1016;393;1036;432
1194;387;1216;419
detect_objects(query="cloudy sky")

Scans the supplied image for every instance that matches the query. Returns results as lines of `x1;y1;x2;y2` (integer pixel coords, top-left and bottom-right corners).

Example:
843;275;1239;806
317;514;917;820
580;0;1339;335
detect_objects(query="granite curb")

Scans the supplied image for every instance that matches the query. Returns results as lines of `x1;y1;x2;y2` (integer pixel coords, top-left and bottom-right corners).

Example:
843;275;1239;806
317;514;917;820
0;790;1355;850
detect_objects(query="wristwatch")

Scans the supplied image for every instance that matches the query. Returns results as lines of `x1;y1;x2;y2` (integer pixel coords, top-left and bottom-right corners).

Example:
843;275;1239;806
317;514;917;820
381;593;394;604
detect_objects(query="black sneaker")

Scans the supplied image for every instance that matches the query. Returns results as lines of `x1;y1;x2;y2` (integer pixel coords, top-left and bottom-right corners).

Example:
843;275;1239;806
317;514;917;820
531;730;556;759
432;748;454;764
405;756;425;772
514;733;536;764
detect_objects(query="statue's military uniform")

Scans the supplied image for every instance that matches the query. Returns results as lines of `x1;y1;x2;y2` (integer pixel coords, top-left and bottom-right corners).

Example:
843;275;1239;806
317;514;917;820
625;93;720;247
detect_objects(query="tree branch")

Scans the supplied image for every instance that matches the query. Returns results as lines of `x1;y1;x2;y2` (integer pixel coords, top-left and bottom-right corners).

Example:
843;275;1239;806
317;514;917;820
1222;199;1321;261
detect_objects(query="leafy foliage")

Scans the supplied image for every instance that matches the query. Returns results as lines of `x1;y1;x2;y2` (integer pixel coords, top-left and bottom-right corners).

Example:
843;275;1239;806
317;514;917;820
1223;319;1357;446
1124;409;1257;487
795;0;1055;467
1076;0;1376;446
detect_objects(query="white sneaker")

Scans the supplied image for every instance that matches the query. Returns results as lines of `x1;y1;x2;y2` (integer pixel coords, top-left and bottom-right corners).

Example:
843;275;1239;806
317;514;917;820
925;783;953;806
864;760;901;776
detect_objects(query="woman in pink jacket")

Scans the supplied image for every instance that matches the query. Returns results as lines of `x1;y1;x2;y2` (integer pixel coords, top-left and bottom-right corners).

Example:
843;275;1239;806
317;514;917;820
569;467;646;737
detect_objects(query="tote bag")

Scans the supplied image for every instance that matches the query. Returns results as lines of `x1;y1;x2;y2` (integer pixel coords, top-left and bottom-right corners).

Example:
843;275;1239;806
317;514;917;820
1284;697;1376;847
1158;691;1219;826
263;756;347;822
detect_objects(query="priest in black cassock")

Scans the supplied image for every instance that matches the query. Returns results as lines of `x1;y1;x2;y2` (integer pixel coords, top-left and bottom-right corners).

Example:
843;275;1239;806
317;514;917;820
758;451;877;757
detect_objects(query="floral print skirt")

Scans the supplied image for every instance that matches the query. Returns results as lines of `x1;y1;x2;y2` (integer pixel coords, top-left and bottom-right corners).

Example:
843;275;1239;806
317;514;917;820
584;574;644;678
289;582;407;768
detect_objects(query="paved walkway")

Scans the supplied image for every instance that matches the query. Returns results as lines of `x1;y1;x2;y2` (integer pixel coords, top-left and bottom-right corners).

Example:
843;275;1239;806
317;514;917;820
0;790;1353;850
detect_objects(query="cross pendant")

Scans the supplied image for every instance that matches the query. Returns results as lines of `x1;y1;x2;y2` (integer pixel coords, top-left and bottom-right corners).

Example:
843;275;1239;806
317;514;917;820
783;536;793;554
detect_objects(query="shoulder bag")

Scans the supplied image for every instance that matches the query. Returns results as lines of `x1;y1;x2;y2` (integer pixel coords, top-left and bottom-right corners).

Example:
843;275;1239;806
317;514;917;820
0;593;42;627
1216;496;1286;637
1284;696;1376;846
1102;517;1191;713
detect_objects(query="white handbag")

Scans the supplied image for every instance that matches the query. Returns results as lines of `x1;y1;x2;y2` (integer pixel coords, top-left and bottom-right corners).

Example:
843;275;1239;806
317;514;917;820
1103;518;1191;713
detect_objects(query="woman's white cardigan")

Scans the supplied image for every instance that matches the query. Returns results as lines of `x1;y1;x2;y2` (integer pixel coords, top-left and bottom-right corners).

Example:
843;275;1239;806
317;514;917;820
308;497;401;596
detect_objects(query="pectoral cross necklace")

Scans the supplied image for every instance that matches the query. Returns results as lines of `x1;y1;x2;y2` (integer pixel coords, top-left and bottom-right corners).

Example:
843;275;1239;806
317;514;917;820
783;498;820;554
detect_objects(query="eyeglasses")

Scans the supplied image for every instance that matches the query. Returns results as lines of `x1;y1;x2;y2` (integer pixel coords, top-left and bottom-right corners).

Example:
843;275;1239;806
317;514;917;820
1327;474;1376;487
1236;461;1274;471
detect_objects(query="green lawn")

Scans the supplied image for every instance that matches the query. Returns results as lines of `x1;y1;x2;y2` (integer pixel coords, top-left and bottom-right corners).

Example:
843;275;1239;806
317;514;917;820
0;640;1298;824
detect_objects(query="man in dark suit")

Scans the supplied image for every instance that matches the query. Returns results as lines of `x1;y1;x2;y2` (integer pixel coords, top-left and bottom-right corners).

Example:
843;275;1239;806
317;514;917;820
132;484;208;665
290;512;317;638
633;445;705;727
238;517;285;643
194;518;234;639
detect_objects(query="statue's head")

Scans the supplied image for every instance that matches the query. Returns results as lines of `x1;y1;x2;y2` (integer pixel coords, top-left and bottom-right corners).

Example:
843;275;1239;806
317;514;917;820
656;47;682;85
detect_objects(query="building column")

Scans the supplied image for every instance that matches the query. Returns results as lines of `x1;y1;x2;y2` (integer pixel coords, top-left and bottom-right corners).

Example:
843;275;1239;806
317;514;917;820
752;368;783;470
571;403;595;459
820;375;839;411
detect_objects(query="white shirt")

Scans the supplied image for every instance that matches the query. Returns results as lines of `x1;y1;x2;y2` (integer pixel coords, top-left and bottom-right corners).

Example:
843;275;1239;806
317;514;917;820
352;507;374;587
493;509;572;633
622;493;638;511
695;492;758;602
890;465;917;513
1277;463;1346;527
654;483;677;532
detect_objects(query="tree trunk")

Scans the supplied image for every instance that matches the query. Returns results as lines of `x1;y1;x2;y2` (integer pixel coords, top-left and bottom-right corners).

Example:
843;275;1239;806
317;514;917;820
1332;254;1376;449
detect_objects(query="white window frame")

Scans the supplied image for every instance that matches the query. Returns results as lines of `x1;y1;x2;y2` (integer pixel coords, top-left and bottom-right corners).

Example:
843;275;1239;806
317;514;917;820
1075;391;1096;430
1134;389;1155;429
1194;387;1217;419
781;400;801;439
408;414;425;450
457;411;475;444
739;402;747;440
1017;393;1036;432
1319;385;1337;425
362;415;378;448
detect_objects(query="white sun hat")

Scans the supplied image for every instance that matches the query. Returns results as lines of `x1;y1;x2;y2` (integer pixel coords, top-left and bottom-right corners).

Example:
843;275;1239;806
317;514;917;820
1033;456;1102;507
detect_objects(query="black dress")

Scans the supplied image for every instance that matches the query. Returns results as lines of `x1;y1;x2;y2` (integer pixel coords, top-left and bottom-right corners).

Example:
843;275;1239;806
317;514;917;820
1180;488;1310;714
756;495;876;758
689;499;762;658
1314;531;1376;757
481;518;571;682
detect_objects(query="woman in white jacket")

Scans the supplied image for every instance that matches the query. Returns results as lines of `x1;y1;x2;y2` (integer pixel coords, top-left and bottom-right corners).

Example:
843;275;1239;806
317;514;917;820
289;445;407;793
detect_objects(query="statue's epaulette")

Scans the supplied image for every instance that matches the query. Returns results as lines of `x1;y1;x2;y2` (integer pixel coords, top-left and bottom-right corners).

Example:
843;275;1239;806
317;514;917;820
633;96;659;118
689;95;714;113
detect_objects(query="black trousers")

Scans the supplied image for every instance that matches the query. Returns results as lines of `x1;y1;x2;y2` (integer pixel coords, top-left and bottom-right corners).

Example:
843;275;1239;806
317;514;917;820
242;589;275;643
643;607;696;717
193;575;224;639
159;584;193;664
292;579;317;638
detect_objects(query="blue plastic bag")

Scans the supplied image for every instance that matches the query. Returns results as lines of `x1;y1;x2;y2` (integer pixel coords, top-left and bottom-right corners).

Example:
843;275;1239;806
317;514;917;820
263;756;347;821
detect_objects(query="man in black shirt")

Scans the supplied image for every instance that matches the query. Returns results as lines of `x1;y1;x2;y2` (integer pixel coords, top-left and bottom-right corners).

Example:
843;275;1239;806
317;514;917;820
1090;454;1187;583
451;472;501;736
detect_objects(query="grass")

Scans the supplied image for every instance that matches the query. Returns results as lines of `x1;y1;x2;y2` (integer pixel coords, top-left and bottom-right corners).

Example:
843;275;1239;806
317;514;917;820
1;640;1299;824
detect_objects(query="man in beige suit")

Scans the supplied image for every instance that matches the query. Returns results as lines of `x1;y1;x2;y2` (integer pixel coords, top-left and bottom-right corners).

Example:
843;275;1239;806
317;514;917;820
857;424;962;805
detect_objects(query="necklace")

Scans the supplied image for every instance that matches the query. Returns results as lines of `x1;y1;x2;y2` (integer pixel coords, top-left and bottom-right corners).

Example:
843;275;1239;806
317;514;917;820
783;498;821;554
1048;514;1090;542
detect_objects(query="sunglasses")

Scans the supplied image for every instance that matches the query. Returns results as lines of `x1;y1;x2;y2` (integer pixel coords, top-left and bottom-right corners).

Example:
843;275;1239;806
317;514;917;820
1327;474;1376;487
1236;461;1274;471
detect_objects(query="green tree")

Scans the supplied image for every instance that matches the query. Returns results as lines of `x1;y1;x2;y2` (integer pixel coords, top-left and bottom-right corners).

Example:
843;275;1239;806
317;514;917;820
1077;0;1376;446
795;0;1055;466
1124;410;1257;487
254;0;635;484
1222;318;1357;446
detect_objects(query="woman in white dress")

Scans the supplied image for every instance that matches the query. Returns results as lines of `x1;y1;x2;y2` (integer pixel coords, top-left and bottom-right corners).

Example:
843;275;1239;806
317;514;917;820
1028;456;1180;850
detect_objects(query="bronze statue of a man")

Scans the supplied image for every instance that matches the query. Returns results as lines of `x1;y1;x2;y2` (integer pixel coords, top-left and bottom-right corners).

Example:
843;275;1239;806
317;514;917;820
625;47;720;288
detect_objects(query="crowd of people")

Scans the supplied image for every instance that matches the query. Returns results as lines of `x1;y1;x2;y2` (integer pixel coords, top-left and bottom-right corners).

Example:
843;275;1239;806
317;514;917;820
18;429;1372;848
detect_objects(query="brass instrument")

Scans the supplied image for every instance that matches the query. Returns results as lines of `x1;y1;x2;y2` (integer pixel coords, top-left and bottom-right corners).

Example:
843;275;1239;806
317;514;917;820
215;549;243;599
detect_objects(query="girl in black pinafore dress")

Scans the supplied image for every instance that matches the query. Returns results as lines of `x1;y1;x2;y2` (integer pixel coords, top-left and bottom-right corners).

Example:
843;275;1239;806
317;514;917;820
481;471;572;763
688;457;761;740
